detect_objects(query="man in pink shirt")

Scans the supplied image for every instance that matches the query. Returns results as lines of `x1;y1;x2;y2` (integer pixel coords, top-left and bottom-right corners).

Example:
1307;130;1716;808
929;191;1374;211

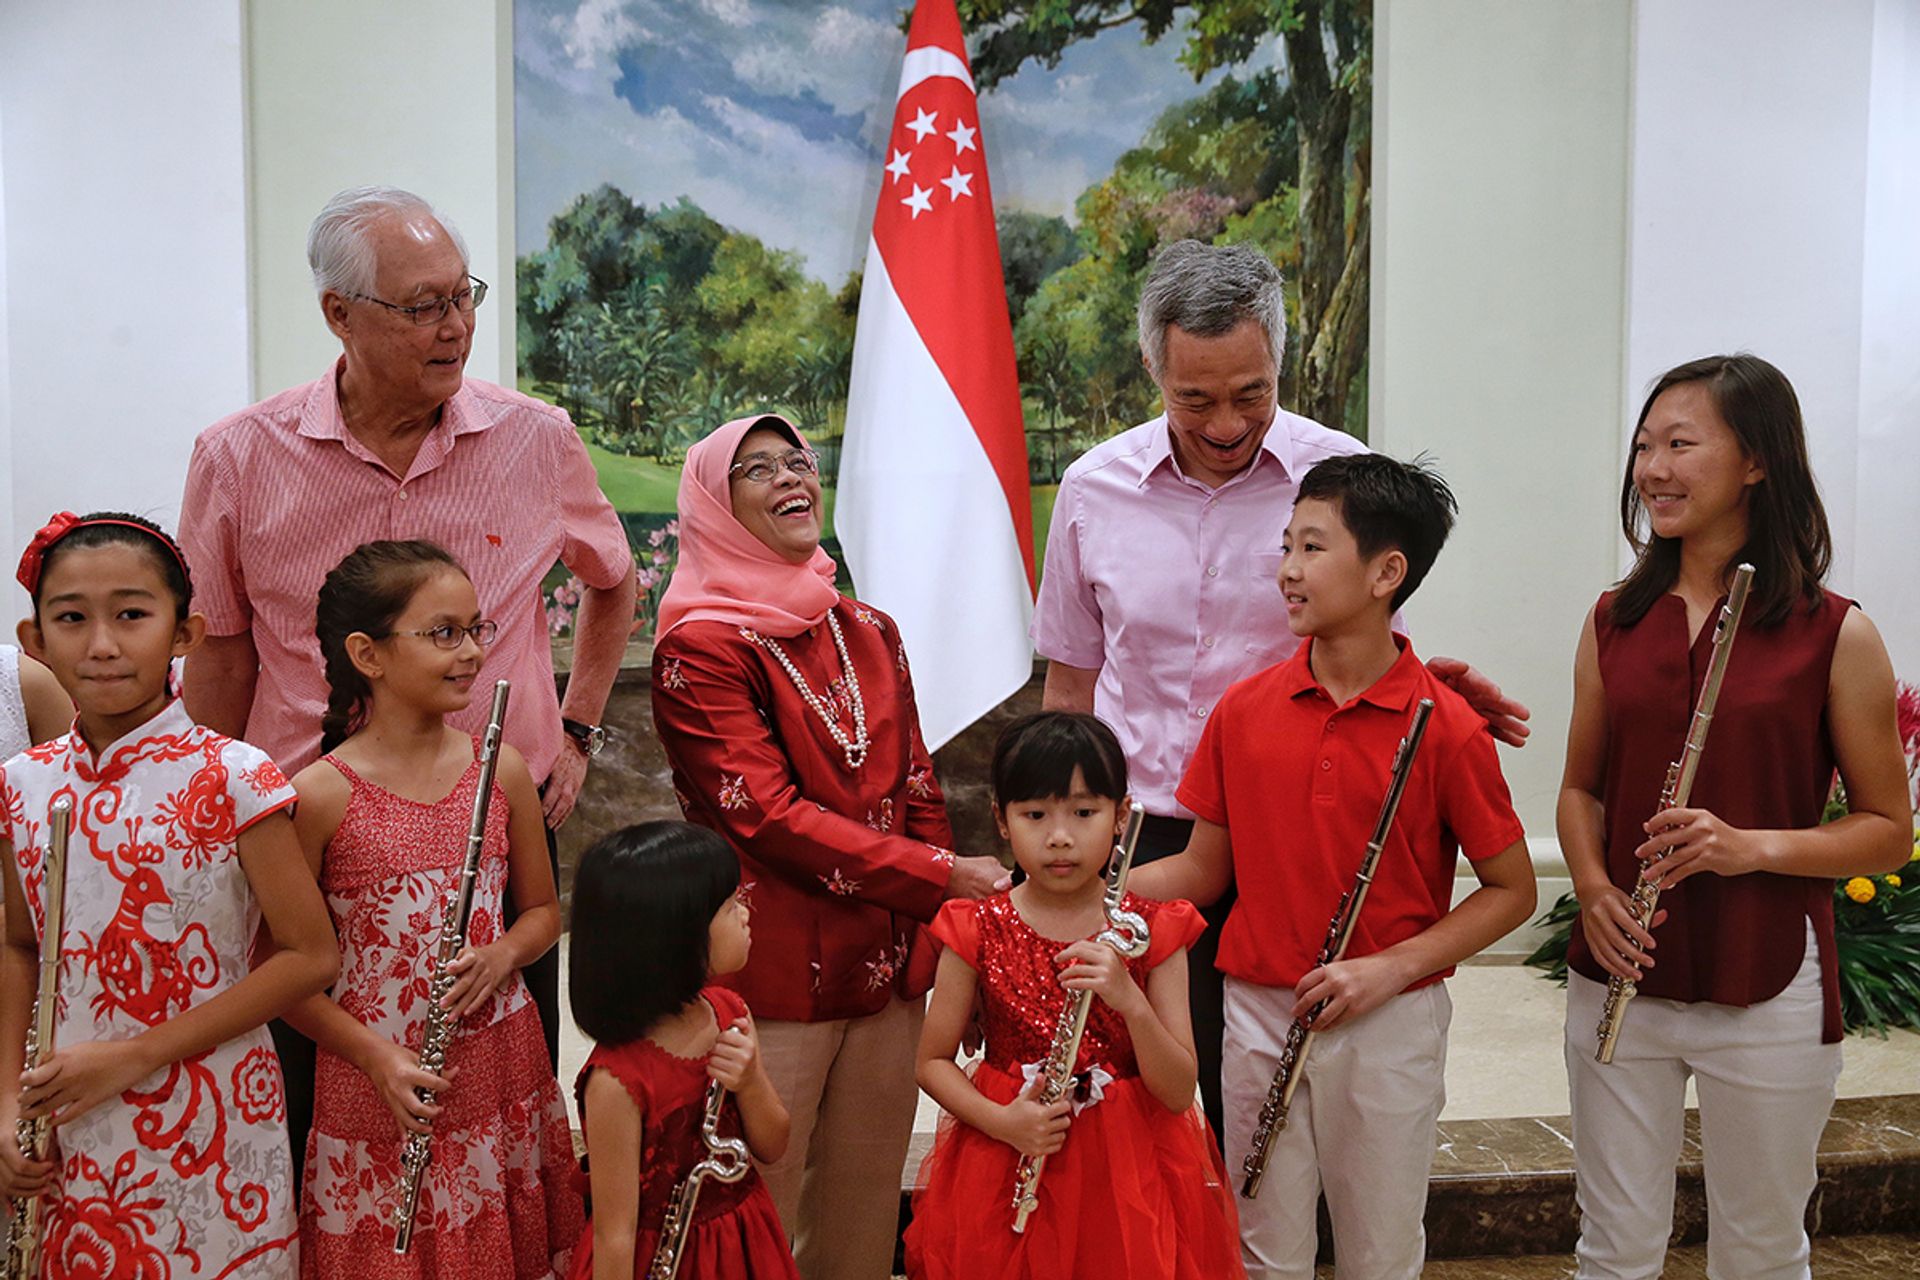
1032;239;1527;1138
179;186;635;1161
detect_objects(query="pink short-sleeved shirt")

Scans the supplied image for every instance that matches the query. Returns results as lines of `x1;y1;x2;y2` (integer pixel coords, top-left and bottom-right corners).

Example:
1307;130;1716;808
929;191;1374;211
1030;411;1369;815
179;361;633;782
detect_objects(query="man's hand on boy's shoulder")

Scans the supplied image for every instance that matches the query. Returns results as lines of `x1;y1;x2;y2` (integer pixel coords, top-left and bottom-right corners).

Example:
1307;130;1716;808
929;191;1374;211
1427;656;1531;748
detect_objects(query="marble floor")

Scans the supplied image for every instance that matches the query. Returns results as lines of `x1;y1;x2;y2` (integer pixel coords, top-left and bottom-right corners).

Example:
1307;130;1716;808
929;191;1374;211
1364;1233;1920;1278
556;952;1920;1130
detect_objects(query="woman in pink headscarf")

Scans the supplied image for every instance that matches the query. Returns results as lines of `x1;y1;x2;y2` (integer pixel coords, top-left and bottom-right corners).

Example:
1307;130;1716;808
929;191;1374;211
649;414;1006;1280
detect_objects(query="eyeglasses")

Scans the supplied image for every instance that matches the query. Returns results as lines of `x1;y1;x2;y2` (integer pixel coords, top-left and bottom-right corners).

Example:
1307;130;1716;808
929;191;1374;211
349;276;489;326
387;620;499;649
728;449;819;485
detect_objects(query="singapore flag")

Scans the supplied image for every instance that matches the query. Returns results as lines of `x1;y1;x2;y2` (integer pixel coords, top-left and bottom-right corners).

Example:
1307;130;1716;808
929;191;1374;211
836;0;1035;751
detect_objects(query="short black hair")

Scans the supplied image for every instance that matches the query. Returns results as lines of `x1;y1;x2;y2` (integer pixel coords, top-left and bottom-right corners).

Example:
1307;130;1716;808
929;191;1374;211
990;712;1128;808
1294;453;1458;609
568;821;740;1045
33;512;192;622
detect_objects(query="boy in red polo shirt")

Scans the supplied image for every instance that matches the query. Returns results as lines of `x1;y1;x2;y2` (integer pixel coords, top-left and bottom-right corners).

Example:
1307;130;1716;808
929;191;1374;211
1132;453;1535;1280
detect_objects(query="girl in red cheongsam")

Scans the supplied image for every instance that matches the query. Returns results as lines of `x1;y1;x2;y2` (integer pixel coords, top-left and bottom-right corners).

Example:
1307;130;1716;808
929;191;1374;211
906;712;1243;1280
286;540;581;1276
566;820;799;1280
0;511;338;1279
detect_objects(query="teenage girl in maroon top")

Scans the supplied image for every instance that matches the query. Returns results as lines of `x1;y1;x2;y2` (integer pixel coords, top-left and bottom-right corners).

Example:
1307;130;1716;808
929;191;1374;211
1558;354;1911;1279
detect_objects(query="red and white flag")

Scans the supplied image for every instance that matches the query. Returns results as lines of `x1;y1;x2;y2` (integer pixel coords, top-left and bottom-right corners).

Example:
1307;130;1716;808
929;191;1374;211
836;0;1035;751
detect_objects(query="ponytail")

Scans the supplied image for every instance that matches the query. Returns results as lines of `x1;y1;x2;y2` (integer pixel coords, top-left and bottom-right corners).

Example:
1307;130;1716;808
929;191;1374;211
315;540;466;754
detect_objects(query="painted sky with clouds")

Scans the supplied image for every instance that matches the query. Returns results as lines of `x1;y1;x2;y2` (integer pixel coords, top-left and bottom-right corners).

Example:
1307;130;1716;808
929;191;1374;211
515;0;1276;282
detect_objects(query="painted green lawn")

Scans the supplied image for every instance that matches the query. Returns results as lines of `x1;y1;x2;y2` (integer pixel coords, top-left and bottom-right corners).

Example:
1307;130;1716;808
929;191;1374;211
582;443;1056;574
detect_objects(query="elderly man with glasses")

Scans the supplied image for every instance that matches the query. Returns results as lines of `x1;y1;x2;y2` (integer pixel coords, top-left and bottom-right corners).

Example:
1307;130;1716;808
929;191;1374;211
177;185;635;1176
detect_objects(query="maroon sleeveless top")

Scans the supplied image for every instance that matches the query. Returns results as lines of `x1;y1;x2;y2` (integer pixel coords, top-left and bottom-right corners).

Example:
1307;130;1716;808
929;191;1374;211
1567;588;1852;1042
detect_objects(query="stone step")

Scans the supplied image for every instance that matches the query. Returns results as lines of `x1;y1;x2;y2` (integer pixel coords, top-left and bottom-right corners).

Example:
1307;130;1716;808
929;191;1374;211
1387;1232;1920;1278
893;1093;1920;1266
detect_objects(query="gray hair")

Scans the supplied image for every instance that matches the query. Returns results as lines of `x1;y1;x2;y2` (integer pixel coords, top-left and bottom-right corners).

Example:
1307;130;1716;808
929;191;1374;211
1136;240;1286;379
306;185;470;297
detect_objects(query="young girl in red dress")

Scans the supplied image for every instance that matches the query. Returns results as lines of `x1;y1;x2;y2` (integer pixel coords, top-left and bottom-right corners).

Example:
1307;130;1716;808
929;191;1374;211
287;540;581;1276
1560;355;1912;1277
0;511;339;1278
566;820;799;1280
906;712;1243;1280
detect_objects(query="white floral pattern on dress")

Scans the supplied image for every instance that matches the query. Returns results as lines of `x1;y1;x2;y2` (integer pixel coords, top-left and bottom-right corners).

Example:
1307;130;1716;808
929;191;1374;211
659;657;688;691
865;799;894;833
907;766;935;799
853;606;882;629
928;846;956;869
818;868;862;897
718;775;751;812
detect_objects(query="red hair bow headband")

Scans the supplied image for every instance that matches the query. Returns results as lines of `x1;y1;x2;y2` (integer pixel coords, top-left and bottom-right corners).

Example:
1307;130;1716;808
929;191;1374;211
14;512;189;596
16;511;81;594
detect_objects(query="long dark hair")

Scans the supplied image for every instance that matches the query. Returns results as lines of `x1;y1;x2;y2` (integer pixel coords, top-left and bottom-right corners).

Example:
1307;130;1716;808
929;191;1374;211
1612;353;1831;627
315;540;465;753
568;821;741;1044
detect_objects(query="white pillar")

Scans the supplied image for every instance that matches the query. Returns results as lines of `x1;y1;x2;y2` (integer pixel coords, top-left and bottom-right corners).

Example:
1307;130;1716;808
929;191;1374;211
245;0;516;398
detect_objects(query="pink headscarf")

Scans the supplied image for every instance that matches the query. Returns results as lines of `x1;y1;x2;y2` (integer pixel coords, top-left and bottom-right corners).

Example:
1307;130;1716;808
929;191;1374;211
655;414;841;639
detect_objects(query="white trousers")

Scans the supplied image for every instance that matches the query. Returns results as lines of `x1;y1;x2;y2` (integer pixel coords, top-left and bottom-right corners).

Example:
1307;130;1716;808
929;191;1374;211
756;996;925;1280
1565;926;1840;1280
1223;976;1451;1280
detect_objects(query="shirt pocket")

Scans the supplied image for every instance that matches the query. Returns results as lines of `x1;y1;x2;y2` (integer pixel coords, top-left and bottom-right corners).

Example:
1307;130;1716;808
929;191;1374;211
1245;550;1290;657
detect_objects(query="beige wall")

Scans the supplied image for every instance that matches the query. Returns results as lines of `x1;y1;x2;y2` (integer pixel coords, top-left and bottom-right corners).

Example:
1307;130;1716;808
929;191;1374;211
245;0;517;398
1372;2;1635;854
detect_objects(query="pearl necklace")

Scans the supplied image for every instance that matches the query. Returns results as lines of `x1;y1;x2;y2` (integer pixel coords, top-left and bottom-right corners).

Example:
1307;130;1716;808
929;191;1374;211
742;612;870;770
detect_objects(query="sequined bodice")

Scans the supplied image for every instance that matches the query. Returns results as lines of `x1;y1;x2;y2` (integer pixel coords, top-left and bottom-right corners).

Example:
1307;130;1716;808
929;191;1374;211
973;893;1166;1078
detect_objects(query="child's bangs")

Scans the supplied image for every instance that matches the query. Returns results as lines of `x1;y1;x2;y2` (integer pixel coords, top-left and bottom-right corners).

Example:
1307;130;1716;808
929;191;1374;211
991;713;1128;805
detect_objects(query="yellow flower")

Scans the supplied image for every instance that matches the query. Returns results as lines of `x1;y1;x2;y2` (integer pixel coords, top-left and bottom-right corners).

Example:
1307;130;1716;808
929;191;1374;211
1887;874;1902;888
1845;877;1877;904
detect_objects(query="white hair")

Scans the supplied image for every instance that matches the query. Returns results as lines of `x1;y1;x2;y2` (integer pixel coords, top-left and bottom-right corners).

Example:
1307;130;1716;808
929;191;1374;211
1136;239;1286;379
306;185;470;297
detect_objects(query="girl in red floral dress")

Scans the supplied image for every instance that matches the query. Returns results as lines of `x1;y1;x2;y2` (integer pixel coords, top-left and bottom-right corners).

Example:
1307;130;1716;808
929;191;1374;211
566;821;799;1280
285;540;581;1277
906;713;1243;1280
0;511;339;1279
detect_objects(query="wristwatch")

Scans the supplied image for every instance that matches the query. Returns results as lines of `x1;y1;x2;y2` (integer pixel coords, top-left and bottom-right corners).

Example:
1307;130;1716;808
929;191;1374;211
562;718;607;758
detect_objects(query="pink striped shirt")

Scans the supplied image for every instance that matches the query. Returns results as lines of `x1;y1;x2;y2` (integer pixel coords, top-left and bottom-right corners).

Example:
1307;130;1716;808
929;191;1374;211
179;360;633;782
1031;410;1369;816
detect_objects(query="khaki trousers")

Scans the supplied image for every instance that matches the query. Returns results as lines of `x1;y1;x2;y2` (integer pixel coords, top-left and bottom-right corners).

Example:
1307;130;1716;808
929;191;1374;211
1566;925;1839;1280
757;996;924;1280
1223;977;1451;1280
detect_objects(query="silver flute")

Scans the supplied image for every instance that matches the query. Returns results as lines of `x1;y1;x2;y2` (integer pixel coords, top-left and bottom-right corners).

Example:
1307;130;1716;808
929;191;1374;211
1241;699;1434;1199
1010;803;1150;1234
392;680;511;1254
646;1079;752;1280
1595;564;1754;1064
4;796;73;1280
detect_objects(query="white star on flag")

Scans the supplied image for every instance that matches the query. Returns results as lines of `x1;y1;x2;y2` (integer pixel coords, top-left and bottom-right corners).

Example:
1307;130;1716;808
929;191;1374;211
940;166;974;201
901;184;934;218
946;120;977;153
885;149;913;184
906;107;940;141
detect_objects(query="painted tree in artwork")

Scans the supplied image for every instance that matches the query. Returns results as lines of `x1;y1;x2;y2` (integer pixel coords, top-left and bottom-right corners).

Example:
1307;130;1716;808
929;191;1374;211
959;0;1371;435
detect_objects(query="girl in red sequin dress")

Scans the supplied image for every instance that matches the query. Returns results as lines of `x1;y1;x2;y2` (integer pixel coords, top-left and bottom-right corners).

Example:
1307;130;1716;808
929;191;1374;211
565;821;799;1280
906;713;1243;1280
287;541;581;1277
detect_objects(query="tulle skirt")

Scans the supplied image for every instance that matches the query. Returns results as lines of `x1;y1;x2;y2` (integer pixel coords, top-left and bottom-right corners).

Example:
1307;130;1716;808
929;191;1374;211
904;1062;1245;1280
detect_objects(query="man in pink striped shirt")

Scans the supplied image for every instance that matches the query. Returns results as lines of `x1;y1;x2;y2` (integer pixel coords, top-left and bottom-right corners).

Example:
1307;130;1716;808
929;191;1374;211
178;187;635;1146
1032;240;1528;1141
